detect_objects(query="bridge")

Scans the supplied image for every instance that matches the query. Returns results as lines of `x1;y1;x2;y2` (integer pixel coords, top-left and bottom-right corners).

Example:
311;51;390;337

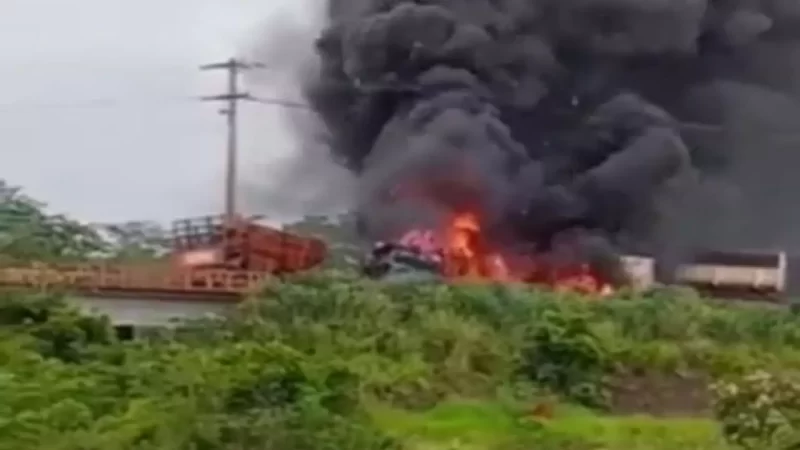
0;213;331;337
0;265;268;332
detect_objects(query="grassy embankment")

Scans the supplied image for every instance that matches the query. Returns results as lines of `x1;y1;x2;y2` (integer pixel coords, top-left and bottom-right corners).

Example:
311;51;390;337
1;272;800;449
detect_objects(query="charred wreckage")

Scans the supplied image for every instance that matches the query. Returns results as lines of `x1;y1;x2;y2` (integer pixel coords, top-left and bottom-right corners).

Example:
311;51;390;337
292;1;800;300
359;217;787;300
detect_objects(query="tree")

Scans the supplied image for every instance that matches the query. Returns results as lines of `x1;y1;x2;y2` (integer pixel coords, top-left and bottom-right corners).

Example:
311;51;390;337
283;212;365;270
0;180;108;264
96;220;171;262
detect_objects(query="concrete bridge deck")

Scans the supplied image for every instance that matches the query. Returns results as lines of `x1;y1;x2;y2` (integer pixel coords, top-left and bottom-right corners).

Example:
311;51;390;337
65;291;238;326
0;265;267;327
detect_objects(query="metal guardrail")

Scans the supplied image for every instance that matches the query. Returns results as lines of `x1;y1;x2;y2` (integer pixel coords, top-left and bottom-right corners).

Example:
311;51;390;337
0;265;268;295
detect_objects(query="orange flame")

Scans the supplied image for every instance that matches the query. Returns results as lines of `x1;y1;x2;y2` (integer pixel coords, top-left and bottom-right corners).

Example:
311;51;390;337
398;210;613;296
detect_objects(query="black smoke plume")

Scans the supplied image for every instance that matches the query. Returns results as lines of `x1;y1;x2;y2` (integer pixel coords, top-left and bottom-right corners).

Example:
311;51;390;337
300;0;800;281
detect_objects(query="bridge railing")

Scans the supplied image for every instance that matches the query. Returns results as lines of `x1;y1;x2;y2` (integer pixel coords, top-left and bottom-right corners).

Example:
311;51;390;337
0;264;268;295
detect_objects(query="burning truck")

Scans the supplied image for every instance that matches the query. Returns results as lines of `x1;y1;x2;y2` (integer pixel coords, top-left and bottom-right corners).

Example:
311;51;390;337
361;210;620;294
360;209;786;301
295;0;800;302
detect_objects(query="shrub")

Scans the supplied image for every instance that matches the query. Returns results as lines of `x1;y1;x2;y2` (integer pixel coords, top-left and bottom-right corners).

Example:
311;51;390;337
711;370;800;449
519;305;612;408
0;290;115;362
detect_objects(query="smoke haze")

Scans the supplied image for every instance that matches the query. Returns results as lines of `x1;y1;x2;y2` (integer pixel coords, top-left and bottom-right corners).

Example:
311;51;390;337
293;0;800;274
239;4;356;221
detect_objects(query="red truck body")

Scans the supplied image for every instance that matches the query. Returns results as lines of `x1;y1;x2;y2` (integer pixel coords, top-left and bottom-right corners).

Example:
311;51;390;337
169;215;327;274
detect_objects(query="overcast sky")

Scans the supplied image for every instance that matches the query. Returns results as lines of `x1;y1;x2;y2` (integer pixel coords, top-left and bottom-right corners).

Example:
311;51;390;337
0;0;336;225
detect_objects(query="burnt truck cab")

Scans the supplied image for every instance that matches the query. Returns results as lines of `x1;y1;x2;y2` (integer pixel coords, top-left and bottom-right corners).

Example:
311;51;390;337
362;241;444;284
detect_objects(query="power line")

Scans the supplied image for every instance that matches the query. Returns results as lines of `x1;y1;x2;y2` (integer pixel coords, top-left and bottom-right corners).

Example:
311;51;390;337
0;96;200;111
0;95;314;111
0;94;312;111
3;82;800;139
248;96;312;110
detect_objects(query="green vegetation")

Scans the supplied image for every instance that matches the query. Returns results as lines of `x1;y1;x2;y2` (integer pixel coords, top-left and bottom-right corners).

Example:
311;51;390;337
0;180;107;263
2;273;800;449
0;180;171;263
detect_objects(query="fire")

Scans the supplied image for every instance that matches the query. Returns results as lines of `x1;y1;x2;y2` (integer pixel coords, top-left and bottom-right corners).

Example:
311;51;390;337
547;264;614;296
443;212;512;280
449;213;479;258
397;210;614;296
446;212;481;276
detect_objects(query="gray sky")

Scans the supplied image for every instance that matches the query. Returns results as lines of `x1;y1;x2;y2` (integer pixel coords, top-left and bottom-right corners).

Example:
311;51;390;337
0;0;333;224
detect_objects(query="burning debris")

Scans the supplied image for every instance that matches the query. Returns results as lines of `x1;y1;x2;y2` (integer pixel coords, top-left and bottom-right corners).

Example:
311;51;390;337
364;208;615;295
301;0;800;292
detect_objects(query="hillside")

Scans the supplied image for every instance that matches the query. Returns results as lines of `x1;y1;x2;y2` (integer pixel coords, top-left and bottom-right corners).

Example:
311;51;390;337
1;272;800;449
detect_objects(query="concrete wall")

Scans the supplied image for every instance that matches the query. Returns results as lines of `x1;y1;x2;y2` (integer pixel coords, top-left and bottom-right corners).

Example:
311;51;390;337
66;296;235;327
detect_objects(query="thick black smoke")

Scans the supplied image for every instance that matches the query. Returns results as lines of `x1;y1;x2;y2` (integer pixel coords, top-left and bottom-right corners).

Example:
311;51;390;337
301;0;800;280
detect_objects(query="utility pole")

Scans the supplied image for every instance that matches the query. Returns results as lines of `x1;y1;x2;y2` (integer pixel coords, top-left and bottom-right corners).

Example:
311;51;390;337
199;58;255;221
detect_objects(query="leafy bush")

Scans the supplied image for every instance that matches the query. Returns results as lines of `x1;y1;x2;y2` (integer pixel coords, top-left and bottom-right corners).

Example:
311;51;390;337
0;291;115;362
0;287;399;449
712;371;800;449
519;306;611;408
0;337;397;450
